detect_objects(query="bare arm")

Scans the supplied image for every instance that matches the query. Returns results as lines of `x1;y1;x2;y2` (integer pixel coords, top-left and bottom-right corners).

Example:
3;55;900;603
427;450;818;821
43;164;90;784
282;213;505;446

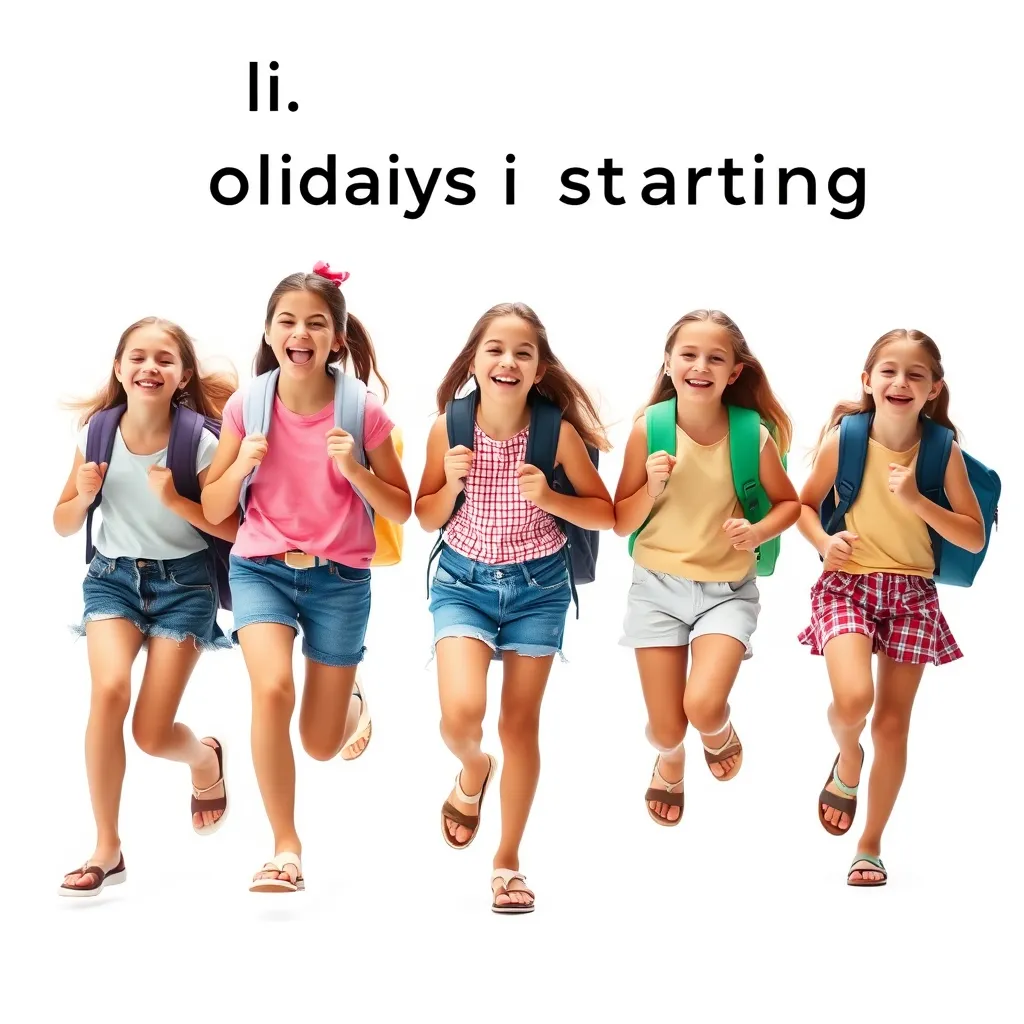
342;433;412;524
613;416;657;537
527;421;614;530
157;466;239;543
414;415;464;532
53;447;96;537
748;435;801;543
200;424;250;525
902;443;985;553
798;430;839;557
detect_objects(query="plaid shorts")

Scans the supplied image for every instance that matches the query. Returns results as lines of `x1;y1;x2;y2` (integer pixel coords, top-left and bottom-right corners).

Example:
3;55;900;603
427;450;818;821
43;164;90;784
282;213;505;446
798;571;962;666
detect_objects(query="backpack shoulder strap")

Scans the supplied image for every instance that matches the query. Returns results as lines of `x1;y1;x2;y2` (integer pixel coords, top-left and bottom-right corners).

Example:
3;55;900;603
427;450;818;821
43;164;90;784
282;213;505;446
916;416;953;502
166;405;206;504
525;397;562;484
446;390;478;451
726;405;763;519
331;367;368;468
825;411;872;534
84;406;126;563
645;399;678;457
244;369;278;438
239;370;278;514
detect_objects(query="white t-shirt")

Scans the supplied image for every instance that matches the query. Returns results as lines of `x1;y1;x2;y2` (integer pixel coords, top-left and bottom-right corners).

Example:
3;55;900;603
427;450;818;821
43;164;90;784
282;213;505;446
77;421;219;560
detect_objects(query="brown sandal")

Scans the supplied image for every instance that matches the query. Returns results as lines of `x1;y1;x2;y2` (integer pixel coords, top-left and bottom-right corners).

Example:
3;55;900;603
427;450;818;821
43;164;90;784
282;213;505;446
441;754;497;850
702;722;743;781
192;738;228;836
645;756;684;826
58;854;126;898
818;745;864;836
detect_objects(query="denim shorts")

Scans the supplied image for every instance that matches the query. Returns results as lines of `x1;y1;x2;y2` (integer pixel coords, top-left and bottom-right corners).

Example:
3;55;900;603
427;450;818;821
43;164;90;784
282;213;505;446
228;554;371;667
74;550;231;651
429;545;572;660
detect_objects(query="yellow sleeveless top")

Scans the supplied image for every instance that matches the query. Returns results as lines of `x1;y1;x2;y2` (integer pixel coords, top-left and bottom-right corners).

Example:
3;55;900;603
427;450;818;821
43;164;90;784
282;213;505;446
632;424;768;582
842;437;933;577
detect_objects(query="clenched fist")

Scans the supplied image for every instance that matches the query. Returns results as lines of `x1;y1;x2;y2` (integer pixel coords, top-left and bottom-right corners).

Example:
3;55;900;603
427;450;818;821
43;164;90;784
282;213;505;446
327;427;359;477
517;463;551;509
646;450;676;497
147;465;178;505
723;518;761;552
823;530;858;572
235;433;268;475
76;461;107;501
444;445;474;492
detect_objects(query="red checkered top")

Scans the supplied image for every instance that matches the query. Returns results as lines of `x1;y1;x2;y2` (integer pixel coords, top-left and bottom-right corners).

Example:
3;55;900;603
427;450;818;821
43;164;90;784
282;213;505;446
444;424;566;565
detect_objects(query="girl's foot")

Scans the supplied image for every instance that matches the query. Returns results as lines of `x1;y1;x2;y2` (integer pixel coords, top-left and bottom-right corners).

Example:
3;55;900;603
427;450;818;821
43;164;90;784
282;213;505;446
442;752;496;848
341;682;371;761
191;738;227;831
847;848;887;886
491;868;536;913
819;747;864;833
249;851;305;893
645;752;685;824
60;849;125;896
701;721;743;780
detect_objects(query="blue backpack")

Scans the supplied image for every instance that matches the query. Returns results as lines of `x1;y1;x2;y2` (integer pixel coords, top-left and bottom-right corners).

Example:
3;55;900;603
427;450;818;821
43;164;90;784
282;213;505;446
820;411;1000;587
427;389;600;616
84;404;234;610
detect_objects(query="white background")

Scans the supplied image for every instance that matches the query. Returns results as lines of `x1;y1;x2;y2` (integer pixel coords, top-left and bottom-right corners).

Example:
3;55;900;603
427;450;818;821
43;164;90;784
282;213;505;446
3;2;1019;1021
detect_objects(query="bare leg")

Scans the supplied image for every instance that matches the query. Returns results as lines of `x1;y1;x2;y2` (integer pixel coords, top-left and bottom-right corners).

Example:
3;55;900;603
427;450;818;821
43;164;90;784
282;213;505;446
131;637;224;830
238;623;301;886
63;619;142;889
683;633;746;778
298;660;358;761
437;636;494;846
820;633;875;831
850;654;925;882
636;646;688;821
490;651;555;908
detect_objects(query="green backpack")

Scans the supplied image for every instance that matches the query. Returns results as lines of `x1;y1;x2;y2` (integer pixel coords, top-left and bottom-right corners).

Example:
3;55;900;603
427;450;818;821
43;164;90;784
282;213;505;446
627;399;786;577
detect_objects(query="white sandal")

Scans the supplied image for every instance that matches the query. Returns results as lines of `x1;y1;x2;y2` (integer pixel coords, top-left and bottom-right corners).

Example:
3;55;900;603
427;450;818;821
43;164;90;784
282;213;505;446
249;851;305;893
491;869;536;914
340;677;372;761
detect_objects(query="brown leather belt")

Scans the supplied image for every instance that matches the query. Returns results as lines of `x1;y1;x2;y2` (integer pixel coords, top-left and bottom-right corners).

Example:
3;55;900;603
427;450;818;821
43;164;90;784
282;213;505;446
270;551;326;570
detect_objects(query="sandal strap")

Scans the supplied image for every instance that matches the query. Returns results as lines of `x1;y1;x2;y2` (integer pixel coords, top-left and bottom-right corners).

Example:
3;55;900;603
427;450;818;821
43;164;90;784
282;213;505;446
702;724;739;758
454;771;483;804
819;788;857;814
192;794;227;813
652;758;683;791
67;864;104;881
831;762;859;797
192;777;225;797
645;787;684;807
441;801;479;830
850;853;885;871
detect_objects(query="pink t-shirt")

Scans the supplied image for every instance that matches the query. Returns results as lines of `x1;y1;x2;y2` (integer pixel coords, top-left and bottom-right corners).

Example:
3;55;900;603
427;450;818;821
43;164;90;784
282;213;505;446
223;387;395;567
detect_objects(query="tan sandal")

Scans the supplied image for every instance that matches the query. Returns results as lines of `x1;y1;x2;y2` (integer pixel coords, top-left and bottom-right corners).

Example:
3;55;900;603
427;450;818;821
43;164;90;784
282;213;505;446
644;756;684;826
441;753;497;850
192;738;228;836
249;851;305;893
491;868;536;914
58;854;126;898
702;721;743;781
340;678;371;761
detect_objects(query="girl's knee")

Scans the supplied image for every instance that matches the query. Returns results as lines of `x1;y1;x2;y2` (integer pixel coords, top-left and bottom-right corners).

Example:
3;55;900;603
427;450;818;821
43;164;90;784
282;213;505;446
497;708;541;747
130;713;170;756
646;720;686;753
439;708;484;747
682;691;728;734
252;675;295;715
91;676;131;718
871;707;911;744
299;727;339;762
832;685;874;726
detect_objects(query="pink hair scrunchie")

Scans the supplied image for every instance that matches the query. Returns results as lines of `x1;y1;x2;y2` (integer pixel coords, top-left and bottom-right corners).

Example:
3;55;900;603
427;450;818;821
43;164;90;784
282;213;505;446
312;261;350;286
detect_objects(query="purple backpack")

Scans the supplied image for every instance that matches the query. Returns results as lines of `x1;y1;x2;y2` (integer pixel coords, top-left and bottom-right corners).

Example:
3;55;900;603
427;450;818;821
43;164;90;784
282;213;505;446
84;404;233;610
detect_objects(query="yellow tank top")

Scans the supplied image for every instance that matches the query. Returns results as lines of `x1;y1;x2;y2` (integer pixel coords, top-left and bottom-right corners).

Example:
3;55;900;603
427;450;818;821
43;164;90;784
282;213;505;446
842;438;933;577
632;424;768;582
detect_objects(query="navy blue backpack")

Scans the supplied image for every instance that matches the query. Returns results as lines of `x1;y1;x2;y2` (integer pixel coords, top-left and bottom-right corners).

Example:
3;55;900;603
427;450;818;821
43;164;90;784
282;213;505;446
427;388;601;616
820;411;1000;587
84;404;234;610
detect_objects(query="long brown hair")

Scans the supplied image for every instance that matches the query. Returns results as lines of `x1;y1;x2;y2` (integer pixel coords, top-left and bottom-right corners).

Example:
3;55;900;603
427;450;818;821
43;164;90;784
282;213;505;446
647;309;792;455
820;328;958;446
68;317;237;427
434;302;609;452
256;271;389;402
